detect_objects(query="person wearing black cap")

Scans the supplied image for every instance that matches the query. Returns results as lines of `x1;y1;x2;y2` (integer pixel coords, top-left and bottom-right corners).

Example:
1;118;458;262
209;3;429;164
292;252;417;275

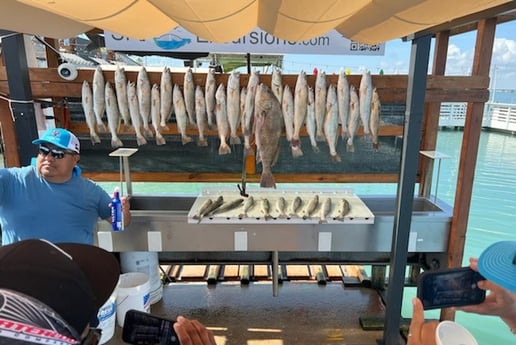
0;127;131;245
0;239;216;345
407;241;516;345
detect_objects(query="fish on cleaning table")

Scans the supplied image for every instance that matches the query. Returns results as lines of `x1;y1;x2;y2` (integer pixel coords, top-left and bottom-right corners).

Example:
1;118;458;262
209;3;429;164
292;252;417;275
209;198;244;216
289;196;303;217
254;83;283;188
276;196;288;219
260;198;272;221
318;197;332;223
239;196;256;218
302;195;319;220
197;196;224;221
193;198;213;220
334;198;351;221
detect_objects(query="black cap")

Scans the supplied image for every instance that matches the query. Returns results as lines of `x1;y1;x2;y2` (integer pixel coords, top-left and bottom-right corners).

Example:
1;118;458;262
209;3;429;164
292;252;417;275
0;239;120;337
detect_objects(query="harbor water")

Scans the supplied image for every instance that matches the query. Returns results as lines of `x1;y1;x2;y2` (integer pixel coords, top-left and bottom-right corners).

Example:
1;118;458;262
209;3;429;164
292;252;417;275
97;128;515;345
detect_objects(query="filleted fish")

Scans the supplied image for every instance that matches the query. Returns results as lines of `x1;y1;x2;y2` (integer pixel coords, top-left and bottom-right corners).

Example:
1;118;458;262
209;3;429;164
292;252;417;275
291;71;308;157
151;84;166;145
254;83;283;188
105;82;123;148
227;70;241;145
205;68;217;130
215;83;231;155
359;70;372;138
271;67;283;105
160;66;173;129
347;85;360;152
137;66;152;137
114;65;130;129
306;86;319;152
92;65;107;132
314;70;327;142
195;85;208;147
127;81;147;146
337;68;350;139
238;195;255;218
173;84;193;145
319;197;332;223
324;84;341;162
334;198;350;221
276;196;288;218
302;194;319;220
281;85;294;142
370;87;382;150
243;70;260;155
183;67;196;128
81;81;100;144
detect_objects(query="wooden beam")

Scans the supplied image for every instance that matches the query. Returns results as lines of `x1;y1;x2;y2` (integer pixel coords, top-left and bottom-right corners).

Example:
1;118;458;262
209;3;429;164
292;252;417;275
441;17;497;322
0;99;20;167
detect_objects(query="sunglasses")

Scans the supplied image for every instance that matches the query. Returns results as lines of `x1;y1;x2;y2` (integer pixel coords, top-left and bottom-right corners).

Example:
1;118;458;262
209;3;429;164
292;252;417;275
38;145;75;159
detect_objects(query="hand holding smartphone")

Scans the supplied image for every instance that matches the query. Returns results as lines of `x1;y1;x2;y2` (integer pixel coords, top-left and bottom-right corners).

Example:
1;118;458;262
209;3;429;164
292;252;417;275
417;267;486;310
122;309;180;345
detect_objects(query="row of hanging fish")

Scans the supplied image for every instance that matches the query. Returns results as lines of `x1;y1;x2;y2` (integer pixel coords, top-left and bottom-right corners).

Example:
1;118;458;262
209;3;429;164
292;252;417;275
81;65;381;158
192;194;351;223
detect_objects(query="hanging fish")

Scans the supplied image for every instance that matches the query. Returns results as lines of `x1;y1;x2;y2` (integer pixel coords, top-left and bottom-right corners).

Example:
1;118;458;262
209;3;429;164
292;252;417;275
306;86;319;152
81;80;100;144
114;65;130;130
370;88;382;151
282;85;294;143
291;71;308;157
105;82;123;148
337;68;350;140
183;67;196;128
315;70;327;142
137;66;152;138
215;83;231;155
160;66;173;129
347;85;360;152
254;84;282;188
173;84;193;145
227;70;241;145
195;85;208;147
359;70;372;138
127;81;147;146
151;84;166;145
92;65;107;133
243;70;260;155
205;68;217;130
271;67;283;105
324;84;341;162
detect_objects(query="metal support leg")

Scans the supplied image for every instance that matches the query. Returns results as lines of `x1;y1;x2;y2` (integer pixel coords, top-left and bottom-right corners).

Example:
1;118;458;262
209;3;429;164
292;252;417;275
272;251;279;297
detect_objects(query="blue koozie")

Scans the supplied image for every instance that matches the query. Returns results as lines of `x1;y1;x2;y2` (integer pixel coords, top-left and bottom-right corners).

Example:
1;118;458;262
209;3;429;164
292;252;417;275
111;187;123;231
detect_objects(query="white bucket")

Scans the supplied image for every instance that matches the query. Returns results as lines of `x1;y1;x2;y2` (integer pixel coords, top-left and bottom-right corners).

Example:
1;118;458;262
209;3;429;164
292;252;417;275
97;288;117;344
116;272;151;327
120;251;163;304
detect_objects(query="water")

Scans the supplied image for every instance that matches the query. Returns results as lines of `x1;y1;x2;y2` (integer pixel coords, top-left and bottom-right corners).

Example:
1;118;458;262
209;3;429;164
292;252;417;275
97;129;515;344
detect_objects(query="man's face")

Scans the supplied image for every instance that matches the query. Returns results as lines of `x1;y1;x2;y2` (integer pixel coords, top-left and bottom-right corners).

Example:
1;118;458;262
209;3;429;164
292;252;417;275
36;144;79;183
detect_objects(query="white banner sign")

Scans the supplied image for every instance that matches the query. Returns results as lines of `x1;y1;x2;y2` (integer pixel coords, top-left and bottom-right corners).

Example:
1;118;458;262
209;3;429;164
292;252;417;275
105;27;384;56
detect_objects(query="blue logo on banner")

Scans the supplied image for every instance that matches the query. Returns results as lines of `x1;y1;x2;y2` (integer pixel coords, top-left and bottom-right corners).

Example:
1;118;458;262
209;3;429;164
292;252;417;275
153;33;191;50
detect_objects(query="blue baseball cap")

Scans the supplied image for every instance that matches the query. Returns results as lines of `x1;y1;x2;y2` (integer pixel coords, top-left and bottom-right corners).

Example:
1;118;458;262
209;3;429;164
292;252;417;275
478;241;516;292
32;128;80;154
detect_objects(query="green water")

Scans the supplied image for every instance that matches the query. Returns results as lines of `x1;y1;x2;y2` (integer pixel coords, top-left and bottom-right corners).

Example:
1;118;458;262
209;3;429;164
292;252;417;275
97;129;515;344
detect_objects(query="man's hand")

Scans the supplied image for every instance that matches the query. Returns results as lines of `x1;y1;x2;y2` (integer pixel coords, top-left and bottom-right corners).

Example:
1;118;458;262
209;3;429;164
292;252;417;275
407;297;439;345
173;316;217;345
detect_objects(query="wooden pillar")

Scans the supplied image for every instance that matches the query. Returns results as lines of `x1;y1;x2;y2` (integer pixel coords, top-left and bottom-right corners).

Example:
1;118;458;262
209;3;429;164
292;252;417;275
418;31;449;197
0;99;21;167
441;18;496;322
44;38;67;128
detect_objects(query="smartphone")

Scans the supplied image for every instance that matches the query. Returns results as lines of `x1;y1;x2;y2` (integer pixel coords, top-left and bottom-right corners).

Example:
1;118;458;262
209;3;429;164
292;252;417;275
417;267;486;310
122;309;179;345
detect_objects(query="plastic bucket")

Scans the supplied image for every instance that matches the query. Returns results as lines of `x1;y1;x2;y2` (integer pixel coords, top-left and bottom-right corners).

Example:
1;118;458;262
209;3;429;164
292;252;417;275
97;288;117;344
120;251;163;304
435;321;478;345
116;272;151;327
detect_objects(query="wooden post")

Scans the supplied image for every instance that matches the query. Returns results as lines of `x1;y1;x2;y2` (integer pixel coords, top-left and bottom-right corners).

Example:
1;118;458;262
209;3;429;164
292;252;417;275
441;18;496;322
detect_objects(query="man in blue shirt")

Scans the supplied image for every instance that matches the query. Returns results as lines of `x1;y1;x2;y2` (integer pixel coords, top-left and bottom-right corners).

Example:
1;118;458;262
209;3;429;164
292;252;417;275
0;127;131;245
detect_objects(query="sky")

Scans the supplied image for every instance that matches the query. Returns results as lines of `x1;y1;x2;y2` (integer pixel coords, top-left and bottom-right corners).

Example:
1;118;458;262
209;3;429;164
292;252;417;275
281;21;516;90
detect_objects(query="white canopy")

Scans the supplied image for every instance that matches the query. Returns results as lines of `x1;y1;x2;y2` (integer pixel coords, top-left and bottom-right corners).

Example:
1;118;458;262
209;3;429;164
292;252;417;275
0;0;513;43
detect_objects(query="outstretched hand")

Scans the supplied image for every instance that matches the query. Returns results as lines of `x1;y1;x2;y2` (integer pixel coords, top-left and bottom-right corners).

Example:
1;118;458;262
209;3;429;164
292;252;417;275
173;316;217;345
407;297;439;345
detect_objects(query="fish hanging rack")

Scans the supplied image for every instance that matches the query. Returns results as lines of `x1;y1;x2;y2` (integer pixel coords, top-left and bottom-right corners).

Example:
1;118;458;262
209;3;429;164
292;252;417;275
187;187;374;224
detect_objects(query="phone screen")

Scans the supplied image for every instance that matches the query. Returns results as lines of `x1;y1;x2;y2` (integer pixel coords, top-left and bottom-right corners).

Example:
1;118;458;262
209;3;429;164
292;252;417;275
417;267;486;310
122;309;179;345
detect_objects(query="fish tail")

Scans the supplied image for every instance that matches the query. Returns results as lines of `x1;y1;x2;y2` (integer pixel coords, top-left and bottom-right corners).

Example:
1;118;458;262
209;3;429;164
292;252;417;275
90;134;101;145
97;123;107;133
155;134;166;146
260;170;276;188
197;137;208;147
331;153;342;162
316;131;325;142
136;135;148;146
229;135;241;145
160;122;170;131
373;142;380;151
311;144;320;153
181;135;193;145
144;127;154;138
111;137;123;148
346;138;355;152
291;145;303;158
218;142;231;155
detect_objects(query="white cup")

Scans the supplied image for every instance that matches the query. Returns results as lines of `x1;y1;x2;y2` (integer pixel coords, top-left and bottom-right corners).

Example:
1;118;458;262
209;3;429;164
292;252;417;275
435;320;478;345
